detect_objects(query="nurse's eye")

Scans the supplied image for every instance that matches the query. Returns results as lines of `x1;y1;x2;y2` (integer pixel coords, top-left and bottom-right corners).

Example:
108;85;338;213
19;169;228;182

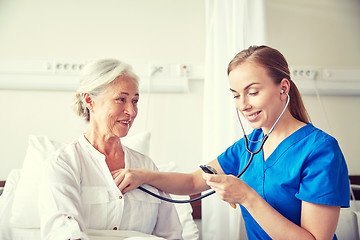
132;99;139;104
233;94;240;99
249;91;258;96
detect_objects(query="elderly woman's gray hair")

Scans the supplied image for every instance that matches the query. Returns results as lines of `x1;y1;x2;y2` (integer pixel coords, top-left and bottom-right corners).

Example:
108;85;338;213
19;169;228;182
72;59;139;121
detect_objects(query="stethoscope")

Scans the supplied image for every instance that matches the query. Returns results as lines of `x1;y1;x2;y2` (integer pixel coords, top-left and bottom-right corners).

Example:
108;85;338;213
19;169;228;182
138;91;290;204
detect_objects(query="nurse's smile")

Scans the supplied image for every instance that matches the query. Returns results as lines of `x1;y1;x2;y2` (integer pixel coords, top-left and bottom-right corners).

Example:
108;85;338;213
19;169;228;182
246;111;261;122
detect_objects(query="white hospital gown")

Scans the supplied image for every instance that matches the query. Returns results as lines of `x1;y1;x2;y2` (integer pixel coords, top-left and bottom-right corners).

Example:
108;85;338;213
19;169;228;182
39;135;183;240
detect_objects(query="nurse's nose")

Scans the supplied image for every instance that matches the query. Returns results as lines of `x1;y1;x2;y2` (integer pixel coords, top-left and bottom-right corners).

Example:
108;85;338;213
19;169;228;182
238;96;251;112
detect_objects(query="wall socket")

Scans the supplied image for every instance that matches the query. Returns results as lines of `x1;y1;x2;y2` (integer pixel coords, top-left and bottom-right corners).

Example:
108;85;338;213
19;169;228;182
54;61;85;73
290;66;319;80
178;64;191;77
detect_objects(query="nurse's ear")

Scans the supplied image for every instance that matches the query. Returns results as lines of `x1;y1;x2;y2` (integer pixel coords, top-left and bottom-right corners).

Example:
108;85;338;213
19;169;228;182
280;78;290;98
83;93;95;112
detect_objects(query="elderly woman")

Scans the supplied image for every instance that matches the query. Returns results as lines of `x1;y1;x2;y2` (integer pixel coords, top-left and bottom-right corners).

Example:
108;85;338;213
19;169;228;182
38;59;183;240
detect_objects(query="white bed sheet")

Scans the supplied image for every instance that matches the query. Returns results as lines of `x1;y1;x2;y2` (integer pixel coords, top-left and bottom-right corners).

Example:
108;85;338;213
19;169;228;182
9;228;165;240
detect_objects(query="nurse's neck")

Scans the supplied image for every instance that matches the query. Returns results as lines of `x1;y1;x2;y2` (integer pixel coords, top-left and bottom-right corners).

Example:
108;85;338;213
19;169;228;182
263;111;305;142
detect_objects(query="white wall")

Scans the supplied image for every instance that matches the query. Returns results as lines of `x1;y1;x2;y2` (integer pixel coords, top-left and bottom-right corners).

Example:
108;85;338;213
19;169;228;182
0;0;360;179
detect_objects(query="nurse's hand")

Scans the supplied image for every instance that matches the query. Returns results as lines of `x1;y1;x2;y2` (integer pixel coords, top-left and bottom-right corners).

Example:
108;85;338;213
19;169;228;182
112;168;148;194
202;173;255;207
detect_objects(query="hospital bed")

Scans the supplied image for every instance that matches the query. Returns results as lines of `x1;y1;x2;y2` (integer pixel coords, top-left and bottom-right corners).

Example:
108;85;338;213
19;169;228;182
0;133;199;240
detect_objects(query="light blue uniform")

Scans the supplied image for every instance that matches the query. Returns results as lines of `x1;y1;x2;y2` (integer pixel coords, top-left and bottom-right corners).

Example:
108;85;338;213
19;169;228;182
218;123;350;239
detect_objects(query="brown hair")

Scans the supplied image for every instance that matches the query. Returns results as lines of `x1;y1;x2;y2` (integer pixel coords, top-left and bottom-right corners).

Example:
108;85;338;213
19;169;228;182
228;45;310;123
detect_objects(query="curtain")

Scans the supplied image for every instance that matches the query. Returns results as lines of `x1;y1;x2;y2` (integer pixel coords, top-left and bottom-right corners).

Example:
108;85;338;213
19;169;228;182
202;0;266;239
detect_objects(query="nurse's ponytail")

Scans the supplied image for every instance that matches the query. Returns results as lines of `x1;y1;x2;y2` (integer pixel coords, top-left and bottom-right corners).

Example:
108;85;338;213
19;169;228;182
228;45;310;123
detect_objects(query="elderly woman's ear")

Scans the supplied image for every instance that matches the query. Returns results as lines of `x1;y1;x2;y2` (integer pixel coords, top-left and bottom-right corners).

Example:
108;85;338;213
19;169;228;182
83;93;94;112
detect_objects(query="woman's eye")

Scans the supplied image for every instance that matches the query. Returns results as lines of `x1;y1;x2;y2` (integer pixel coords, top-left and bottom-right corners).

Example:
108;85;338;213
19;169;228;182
117;98;125;102
133;99;139;104
249;91;258;96
233;95;240;99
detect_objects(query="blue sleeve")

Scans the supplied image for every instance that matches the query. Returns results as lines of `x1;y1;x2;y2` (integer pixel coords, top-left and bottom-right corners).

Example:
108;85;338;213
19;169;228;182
295;135;350;207
217;139;245;176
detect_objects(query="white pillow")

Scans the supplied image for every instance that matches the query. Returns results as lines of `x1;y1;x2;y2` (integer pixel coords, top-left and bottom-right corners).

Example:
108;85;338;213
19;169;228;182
10;132;151;228
11;135;65;228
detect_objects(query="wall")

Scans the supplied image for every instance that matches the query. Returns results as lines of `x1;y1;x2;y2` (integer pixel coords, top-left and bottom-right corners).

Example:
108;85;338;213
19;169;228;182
0;0;360;179
0;0;205;179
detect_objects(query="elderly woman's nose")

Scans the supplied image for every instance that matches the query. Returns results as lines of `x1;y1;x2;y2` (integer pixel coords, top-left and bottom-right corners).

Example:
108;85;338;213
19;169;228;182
124;102;137;116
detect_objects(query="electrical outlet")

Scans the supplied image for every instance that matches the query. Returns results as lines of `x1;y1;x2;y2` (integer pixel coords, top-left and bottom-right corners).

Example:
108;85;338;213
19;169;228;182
53;60;86;74
290;66;319;80
177;64;191;77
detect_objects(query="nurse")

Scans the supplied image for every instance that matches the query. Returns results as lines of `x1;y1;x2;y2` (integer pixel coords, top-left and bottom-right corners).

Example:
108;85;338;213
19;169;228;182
113;45;350;239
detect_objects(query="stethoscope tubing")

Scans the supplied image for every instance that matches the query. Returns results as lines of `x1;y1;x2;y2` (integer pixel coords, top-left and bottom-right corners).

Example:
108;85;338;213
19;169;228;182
138;185;215;203
138;92;289;203
137;132;267;204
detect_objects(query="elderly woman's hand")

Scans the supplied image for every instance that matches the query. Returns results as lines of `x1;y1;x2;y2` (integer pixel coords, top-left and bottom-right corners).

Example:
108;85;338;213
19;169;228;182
112;168;148;194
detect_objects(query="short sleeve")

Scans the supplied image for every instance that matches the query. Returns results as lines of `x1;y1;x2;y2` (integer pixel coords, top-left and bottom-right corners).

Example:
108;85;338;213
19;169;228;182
218;129;264;176
217;139;244;176
295;135;350;207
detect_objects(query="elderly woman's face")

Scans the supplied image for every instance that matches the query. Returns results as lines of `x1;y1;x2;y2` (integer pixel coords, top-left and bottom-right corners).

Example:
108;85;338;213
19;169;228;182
91;75;139;138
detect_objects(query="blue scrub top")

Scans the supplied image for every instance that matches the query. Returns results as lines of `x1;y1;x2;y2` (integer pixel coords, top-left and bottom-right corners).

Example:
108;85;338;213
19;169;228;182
218;123;350;240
